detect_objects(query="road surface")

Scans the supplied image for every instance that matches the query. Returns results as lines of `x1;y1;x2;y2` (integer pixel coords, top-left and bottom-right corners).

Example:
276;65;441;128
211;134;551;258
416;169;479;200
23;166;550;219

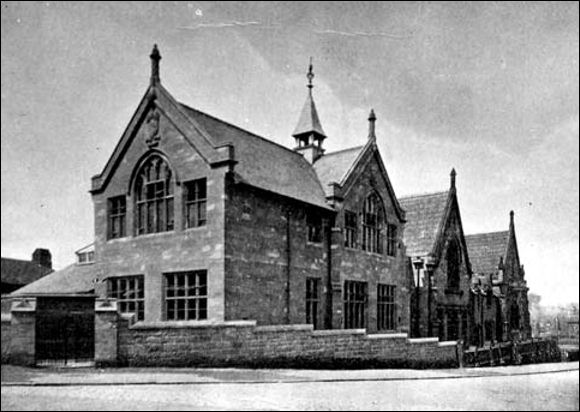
2;367;578;410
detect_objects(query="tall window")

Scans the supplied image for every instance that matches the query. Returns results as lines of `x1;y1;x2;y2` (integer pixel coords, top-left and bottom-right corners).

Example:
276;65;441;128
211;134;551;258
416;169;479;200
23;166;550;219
307;213;323;243
377;284;396;331
344;210;357;248
184;178;207;228
108;196;126;239
386;224;397;256
306;278;320;329
446;239;461;290
165;271;208;321
344;280;367;329
107;275;145;321
134;155;174;235
361;193;383;254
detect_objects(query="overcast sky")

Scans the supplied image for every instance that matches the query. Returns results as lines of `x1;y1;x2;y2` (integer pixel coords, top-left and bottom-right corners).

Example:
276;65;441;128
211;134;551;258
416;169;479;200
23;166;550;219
1;2;578;305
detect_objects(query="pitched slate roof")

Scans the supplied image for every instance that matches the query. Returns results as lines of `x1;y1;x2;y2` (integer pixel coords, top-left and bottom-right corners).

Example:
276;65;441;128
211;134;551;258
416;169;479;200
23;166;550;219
1;258;52;287
11;263;99;296
465;231;509;275
313;146;364;196
179;104;331;210
399;191;450;257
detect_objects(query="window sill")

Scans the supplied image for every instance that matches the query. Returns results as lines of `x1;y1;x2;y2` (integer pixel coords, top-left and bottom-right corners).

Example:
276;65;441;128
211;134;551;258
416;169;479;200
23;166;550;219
183;225;207;233
306;241;323;247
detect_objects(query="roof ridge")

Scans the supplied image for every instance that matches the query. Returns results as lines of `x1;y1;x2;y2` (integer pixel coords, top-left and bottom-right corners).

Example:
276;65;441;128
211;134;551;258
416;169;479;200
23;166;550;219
399;190;449;201
178;102;303;158
465;230;510;238
322;145;364;157
1;257;36;265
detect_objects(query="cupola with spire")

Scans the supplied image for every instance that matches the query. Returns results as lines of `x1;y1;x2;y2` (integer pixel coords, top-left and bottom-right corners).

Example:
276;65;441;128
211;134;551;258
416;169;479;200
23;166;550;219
292;58;326;163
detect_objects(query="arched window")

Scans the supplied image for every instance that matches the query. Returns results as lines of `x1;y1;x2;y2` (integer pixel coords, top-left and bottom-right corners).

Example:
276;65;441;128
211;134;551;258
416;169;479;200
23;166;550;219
446;239;461;290
134;155;174;235
361;193;384;254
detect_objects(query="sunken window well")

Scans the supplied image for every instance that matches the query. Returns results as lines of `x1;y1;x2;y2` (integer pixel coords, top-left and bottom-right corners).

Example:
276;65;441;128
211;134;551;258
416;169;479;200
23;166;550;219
164;270;208;321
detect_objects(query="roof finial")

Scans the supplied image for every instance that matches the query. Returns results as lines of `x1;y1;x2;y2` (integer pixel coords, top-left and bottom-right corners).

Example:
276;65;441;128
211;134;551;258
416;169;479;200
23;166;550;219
368;109;376;140
307;57;314;90
510;210;514;225
150;44;161;85
450;168;457;189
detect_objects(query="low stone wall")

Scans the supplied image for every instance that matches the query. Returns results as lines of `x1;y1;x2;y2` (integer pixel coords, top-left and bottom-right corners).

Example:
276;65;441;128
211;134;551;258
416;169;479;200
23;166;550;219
1;314;12;363
117;320;460;369
463;338;561;367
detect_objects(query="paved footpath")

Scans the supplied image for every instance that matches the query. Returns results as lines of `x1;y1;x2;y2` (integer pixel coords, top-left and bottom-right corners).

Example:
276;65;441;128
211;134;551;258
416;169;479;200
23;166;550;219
2;361;578;386
2;362;578;411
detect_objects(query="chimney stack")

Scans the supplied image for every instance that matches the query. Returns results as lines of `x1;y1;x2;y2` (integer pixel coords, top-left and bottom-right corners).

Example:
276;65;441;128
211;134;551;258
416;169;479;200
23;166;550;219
32;248;52;270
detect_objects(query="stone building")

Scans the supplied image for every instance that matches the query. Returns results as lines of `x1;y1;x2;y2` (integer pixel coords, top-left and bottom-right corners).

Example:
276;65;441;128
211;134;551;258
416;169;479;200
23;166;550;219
399;172;472;341
13;46;410;334
465;211;532;342
5;46;536;369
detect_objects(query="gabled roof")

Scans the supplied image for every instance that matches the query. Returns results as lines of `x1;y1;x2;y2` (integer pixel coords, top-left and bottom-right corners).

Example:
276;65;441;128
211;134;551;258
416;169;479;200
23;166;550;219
465;231;509;275
179;104;331;210
11;263;99;296
313;146;364;196
1;258;52;287
292;90;326;139
399;191;450;257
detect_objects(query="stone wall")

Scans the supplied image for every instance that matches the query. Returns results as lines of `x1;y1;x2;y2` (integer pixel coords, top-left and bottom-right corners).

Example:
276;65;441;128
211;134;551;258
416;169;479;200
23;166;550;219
117;318;460;369
224;182;331;326
1;314;11;363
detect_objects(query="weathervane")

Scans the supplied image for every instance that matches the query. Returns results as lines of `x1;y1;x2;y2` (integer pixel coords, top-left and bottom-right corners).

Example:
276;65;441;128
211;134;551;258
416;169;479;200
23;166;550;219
307;57;314;89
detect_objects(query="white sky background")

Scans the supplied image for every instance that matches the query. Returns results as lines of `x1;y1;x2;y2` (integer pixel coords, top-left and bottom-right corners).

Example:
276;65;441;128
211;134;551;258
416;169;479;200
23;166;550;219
1;1;578;305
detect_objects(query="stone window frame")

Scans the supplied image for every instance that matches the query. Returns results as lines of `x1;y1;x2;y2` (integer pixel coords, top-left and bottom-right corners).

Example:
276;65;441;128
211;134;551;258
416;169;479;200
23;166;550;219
386;223;397;257
344;280;367;329
164;270;208;321
184;178;207;229
134;154;175;236
377;284;396;331
107;195;127;239
361;192;385;254
306;277;321;329
445;237;462;292
107;275;145;321
306;212;323;244
344;210;358;249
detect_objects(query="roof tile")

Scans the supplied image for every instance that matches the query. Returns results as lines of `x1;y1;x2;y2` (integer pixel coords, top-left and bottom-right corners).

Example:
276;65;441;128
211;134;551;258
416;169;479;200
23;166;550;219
465;231;509;275
399;191;449;257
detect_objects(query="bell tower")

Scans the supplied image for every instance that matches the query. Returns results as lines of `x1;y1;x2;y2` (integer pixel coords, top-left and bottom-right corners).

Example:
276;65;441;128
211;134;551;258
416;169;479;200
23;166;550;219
292;58;327;163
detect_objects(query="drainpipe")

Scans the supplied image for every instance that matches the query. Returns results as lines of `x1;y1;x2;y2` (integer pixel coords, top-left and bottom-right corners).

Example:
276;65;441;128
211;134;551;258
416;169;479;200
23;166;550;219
325;218;333;329
425;258;435;337
285;209;291;324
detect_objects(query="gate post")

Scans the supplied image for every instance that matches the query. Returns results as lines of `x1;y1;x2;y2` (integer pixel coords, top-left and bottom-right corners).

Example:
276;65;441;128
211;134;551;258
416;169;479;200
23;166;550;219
95;298;119;367
10;298;37;366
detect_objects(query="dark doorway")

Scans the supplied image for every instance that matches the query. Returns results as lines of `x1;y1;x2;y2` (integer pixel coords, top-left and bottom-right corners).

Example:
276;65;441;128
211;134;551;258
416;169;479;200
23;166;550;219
35;296;95;366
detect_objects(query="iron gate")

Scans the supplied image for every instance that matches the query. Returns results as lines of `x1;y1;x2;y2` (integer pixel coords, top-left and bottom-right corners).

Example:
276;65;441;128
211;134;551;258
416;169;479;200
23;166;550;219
35;296;95;366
